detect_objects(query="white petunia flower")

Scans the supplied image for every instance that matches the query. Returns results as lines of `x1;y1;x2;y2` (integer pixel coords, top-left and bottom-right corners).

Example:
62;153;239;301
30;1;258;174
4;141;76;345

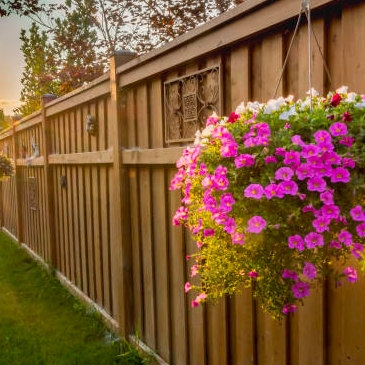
336;85;349;94
346;92;357;103
285;95;294;103
194;130;201;146
355;101;365;109
235;101;246;114
279;105;297;120
201;125;215;138
247;101;263;113
306;88;319;97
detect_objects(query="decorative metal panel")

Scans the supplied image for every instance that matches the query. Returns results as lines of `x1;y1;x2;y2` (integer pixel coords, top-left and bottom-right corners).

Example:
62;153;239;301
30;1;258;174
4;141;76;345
28;176;37;211
164;65;222;143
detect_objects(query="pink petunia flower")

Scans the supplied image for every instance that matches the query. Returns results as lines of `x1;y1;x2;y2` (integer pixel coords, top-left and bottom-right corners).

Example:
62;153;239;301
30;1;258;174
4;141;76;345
302;144;321;158
275;167;294;181
282;269;298;281
315;165;333;178
190;265;198;277
322;151;342;165
283;304;297;314
291;135;306;146
321;204;340;219
314;130;331;145
232;232;245;245
331;167;350;183
247;216;267;234
235;154;255;168
199;163;208;175
312;216;330;233
305;232;324;248
185;282;192;293
339;136;354;148
221;142;238;157
173;206;188;226
192;219;203;234
265;156;277;164
288;235;305;251
206;116;219;126
278;181;298;196
284;150;301;165
212;126;230;140
244;184;264;199
204;229;215;237
329;240;341;249
351;243;364;259
264;183;284;199
224;218;236;234
342;158;355;168
307;156;323;168
296;163;314;180
338;229;352;246
249;271;258;278
307;177;327;192
203;195;217;213
344;267;357;283
275;147;286;156
292;281;310;298
320;190;334;205
220;193;235;213
356;223;365;237
329;122;348;136
342;111;352;122
303;262;317;280
350;206;365;221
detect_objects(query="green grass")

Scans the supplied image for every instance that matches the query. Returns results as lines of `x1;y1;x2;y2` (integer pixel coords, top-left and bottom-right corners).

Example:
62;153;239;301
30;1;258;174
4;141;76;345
0;233;153;365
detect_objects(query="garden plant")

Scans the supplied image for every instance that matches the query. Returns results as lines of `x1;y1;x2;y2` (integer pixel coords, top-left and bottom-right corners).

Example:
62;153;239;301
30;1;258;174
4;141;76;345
171;87;365;319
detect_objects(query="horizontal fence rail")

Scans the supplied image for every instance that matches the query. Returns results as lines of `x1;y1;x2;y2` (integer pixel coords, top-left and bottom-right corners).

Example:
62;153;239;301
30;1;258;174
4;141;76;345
1;0;365;364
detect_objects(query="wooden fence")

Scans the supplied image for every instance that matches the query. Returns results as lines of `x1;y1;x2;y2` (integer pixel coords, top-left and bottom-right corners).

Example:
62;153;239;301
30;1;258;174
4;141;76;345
1;0;365;363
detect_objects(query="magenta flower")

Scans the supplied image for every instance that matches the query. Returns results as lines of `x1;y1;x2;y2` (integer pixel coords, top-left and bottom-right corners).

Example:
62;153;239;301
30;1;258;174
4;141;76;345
296;163;313;180
249;271;258;278
307;177;327;192
330;93;342;107
305;232;324;248
344;267;357;283
220;193;235;213
232;232;245;245
265;156;277;164
264;183;284;199
315;165;333;178
206;116;219;126
288;235;305;251
318;142;334;153
356;223;365;237
244;137;257;148
284;123;291;129
212;212;228;225
173;206;188;226
321;204;340;219
314;130;331;144
292;281;310;299
212;126;230;139
338;229;352;246
350;206;365;221
247;216;267;234
329;122;348;136
329;240;341;249
303;205;316;213
351;243;364;259
298;193;306;200
185;282;192;293
221;142;238;157
204;229;215;237
303;262;317;280
339;136;354;148
307;156;323;168
275;147;286;156
192;219;203;234
284;150;301;165
255;122;271;137
283;304;297;314
312;216;330;233
202;174;214;189
224;218;236;234
291;135;305;146
322;151;342;165
278;181;298;196
190;265;198;277
275;167;294;181
203;195;217;213
301;144;321;158
244;184;264;199
320;190;334;205
282;269;298;281
331;167;350;183
199;163;208;175
235;154;255;168
170;168;185;190
342;158;355;168
342;111;352;122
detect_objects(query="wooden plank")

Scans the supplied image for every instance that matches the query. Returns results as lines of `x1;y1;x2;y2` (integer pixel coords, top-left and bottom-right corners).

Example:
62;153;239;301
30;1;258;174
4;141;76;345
109;52;135;333
98;98;107;151
61;165;71;280
66;165;76;284
16;157;45;166
76;107;83;153
12;125;22;243
48;149;113;165
168;168;188;365
92;166;103;307
89;102;98;152
122;147;186;165
342;1;365;93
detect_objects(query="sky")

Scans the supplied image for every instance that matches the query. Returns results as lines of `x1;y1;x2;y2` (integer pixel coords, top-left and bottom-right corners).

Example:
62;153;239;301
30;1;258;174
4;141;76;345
0;14;31;115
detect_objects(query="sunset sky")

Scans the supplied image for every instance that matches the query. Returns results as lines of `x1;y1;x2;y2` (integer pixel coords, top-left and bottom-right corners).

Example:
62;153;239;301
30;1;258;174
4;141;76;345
0;14;31;115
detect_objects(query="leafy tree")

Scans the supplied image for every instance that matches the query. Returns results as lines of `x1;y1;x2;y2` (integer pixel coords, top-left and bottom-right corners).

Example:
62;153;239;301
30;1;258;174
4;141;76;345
0;0;43;17
17;23;60;116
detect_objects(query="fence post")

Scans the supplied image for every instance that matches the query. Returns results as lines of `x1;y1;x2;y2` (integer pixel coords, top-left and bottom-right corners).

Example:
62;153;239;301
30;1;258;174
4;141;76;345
12;122;23;244
41;94;58;266
109;50;136;335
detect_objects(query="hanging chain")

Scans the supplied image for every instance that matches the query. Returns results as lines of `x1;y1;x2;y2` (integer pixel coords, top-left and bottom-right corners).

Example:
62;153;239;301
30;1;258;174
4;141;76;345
273;0;333;111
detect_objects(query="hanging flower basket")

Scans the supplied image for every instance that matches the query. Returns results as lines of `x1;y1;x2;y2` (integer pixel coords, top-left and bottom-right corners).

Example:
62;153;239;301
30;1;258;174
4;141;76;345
171;87;365;319
0;153;14;180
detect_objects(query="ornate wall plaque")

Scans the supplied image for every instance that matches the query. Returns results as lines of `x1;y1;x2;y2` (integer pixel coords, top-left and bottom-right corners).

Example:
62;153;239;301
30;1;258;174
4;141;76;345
28;176;37;211
164;65;222;143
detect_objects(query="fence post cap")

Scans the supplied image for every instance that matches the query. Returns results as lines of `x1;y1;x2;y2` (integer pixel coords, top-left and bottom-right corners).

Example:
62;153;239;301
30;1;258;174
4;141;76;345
111;50;137;68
